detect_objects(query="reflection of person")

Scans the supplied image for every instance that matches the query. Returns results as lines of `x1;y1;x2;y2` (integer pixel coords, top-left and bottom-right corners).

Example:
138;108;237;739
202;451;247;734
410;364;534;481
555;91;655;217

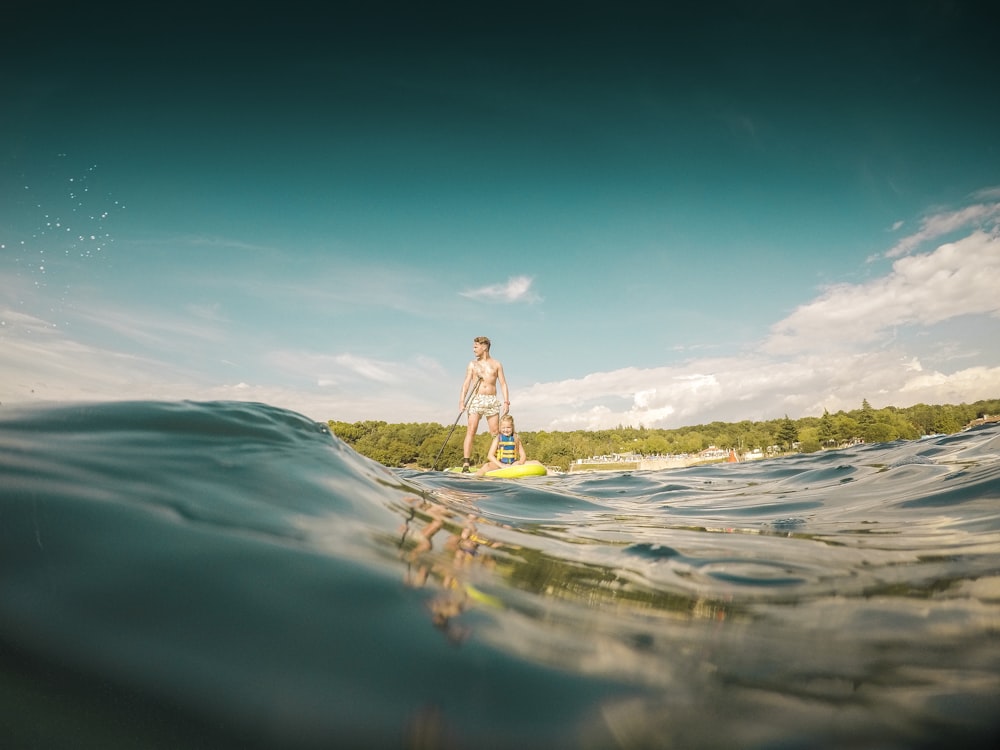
477;414;543;476
459;336;509;472
400;499;500;644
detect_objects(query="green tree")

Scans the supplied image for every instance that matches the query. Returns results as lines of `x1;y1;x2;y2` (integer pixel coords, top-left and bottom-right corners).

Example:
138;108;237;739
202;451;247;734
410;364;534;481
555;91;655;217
883;411;920;441
742;423;773;452
818;409;835;446
907;403;936;435
328;419;387;445
798;426;822;453
326;396;1000;469
866;423;896;443
933;410;963;434
677;431;707;454
858;399;877;441
776;415;798;450
639;433;671;455
830;412;859;444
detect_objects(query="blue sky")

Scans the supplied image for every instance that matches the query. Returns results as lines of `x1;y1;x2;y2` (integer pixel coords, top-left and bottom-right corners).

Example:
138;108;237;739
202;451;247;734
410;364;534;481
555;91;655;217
2;1;998;430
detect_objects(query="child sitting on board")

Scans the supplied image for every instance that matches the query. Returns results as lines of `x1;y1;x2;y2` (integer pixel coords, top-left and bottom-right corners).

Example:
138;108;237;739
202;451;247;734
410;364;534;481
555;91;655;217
476;414;543;476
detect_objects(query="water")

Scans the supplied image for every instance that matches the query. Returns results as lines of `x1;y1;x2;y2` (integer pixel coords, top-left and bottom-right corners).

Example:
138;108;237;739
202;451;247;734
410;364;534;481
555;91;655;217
2;401;999;749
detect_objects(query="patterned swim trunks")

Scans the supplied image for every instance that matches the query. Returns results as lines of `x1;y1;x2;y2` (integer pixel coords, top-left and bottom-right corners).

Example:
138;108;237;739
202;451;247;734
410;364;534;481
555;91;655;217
468;393;502;417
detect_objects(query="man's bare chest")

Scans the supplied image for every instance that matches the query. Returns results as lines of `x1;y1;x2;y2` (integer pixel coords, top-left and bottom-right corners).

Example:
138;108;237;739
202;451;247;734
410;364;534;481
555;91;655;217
473;360;498;380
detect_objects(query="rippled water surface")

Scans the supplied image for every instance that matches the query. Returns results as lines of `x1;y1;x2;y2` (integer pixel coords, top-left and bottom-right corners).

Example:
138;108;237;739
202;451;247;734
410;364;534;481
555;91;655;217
2;401;999;748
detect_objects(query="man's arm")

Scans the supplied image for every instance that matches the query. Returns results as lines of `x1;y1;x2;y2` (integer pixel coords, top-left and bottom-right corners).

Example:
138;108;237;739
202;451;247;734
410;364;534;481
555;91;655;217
459;364;476;410
497;362;510;413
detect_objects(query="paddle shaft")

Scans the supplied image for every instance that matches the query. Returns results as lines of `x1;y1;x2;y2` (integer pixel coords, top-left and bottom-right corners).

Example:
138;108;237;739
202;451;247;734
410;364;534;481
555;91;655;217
433;377;482;469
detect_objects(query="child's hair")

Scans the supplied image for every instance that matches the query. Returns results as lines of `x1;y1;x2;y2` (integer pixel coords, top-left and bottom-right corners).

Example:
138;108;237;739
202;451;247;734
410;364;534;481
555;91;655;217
499;414;515;429
474;335;491;350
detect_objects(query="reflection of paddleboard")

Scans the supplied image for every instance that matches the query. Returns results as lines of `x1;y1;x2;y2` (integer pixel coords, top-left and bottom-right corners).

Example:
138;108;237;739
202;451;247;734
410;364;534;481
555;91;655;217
445;463;547;478
464;583;504;608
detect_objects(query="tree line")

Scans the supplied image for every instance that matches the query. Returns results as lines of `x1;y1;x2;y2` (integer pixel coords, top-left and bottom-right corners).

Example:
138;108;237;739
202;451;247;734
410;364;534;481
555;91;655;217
327;398;1000;471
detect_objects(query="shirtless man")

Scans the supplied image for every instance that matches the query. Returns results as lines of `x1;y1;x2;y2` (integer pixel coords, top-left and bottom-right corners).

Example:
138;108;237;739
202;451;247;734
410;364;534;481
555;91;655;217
459;336;510;472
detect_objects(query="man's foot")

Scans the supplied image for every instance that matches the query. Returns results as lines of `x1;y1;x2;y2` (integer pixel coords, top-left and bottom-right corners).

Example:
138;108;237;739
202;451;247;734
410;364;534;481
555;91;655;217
461;458;471;473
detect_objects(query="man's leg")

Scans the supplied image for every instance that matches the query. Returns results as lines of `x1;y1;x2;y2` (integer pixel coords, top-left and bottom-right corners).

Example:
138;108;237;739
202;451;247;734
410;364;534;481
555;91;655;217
463;412;481;470
486;413;500;437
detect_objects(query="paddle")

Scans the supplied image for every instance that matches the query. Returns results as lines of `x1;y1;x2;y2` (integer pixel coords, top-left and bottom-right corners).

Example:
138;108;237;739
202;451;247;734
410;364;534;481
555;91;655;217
433;377;481;470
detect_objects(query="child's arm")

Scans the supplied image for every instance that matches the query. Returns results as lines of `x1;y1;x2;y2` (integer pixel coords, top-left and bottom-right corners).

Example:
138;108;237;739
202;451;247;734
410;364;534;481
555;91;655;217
516;435;527;464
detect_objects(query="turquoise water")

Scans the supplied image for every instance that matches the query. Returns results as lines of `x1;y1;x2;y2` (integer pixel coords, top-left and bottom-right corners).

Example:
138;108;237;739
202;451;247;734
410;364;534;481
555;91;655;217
2;400;999;748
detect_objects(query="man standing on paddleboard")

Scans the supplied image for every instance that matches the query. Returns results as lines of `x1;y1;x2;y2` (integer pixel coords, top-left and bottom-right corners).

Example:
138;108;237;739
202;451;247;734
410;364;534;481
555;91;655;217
459;336;510;472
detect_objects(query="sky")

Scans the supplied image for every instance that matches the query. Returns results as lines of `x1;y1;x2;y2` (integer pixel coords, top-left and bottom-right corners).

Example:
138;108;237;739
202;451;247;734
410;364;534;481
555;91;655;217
2;0;999;431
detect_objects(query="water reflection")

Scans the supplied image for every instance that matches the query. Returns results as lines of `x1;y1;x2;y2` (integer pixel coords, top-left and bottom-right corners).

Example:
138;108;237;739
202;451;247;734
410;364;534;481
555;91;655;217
398;492;505;643
393;487;750;647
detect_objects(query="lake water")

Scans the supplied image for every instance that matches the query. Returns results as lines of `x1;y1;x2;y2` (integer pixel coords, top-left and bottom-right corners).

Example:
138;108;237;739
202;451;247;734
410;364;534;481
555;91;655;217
2;400;998;748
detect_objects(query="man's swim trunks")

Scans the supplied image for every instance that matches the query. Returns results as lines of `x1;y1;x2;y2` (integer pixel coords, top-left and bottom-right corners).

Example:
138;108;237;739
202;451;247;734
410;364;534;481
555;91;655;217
468;394;502;417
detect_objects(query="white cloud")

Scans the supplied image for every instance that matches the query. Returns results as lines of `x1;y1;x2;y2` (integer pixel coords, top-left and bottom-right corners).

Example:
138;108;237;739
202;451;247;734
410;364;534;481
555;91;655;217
507;220;1000;430
460;275;540;303
884;199;1000;259
3;198;999;432
267;350;447;387
179;235;277;252
0;310;199;403
70;303;228;348
972;186;1000;201
0;318;445;423
331;353;400;384
765;230;1000;355
515;350;1000;431
264;350;399;385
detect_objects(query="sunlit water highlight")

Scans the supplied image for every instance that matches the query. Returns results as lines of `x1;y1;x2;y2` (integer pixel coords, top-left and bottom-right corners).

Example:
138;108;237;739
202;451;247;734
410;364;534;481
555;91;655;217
2;401;998;748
